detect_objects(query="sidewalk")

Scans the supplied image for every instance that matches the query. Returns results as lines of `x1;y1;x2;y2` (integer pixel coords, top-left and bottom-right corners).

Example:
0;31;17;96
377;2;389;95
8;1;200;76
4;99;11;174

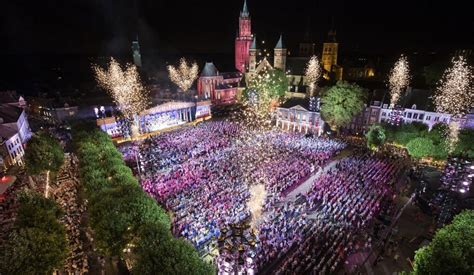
285;148;353;202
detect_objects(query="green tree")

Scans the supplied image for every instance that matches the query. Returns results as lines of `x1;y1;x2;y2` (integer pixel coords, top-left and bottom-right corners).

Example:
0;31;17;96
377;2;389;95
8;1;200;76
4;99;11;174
88;184;170;256
0;192;68;275
246;68;288;99
412;210;474;274
406;137;435;158
320;81;367;132
132;224;214;275
366;124;386;150
392;123;428;146
24;132;64;197
453;129;474;158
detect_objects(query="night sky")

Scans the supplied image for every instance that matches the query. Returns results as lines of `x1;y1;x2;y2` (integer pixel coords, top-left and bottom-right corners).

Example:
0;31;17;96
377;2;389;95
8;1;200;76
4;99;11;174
2;0;473;57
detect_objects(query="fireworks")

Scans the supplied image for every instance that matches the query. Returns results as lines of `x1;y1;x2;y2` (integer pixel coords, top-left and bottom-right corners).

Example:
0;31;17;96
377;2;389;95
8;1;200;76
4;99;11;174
388;55;410;107
447;121;460;153
434;55;473;154
248;183;267;229
94;58;149;119
434;55;473;115
305;55;321;96
167;58;199;92
242;67;287;129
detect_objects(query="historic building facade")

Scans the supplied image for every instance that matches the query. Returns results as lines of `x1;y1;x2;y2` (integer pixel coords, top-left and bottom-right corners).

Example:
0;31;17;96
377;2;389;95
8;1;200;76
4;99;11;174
321;31;343;80
275;98;324;135
235;0;342;98
0;93;32;170
235;0;253;72
197;62;242;105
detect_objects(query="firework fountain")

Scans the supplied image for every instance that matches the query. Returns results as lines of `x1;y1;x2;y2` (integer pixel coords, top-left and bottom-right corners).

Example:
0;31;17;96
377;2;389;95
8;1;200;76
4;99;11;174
94;58;149;137
167;58;199;92
434;55;473;153
388;55;410;125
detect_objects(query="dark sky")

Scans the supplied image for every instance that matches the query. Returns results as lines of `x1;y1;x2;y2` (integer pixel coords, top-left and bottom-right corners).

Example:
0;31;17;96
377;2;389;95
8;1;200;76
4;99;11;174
1;0;473;56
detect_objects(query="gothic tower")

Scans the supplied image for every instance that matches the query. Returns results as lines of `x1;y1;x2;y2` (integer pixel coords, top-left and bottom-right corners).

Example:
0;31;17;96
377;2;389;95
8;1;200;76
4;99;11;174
235;0;253;72
249;36;258;73
322;30;338;73
273;34;287;72
132;36;142;67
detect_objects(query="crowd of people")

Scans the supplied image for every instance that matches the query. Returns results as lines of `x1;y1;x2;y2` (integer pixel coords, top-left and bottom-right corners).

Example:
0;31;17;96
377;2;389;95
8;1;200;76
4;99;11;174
132;120;411;273
273;155;405;273
51;154;89;274
137;121;353;269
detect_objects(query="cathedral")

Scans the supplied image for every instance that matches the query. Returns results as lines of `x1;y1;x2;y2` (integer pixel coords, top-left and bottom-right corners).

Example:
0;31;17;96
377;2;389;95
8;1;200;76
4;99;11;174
235;0;343;92
197;0;344;106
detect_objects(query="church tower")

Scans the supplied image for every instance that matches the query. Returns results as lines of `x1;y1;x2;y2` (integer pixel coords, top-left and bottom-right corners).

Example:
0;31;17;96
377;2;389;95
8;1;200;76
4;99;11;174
235;0;253;72
322;30;338;74
132;36;142;67
274;34;287;72
249;36;258;73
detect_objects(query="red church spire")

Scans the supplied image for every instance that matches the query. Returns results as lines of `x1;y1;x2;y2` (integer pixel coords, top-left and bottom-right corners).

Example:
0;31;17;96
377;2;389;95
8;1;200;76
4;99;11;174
235;0;253;72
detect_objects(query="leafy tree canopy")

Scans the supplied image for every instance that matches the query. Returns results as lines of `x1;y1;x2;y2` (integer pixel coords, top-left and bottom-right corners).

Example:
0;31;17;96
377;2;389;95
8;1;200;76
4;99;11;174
88;183;170;256
24;132;64;175
132;224;214;275
246;68;288;101
366;124;386;150
0;192;68;275
406;137;436;159
320;81;367;131
453;129;474;158
412;210;474;274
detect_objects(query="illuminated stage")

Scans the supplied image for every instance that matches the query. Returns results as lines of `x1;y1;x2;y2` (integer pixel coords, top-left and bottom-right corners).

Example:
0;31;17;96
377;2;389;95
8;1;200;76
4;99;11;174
97;100;212;138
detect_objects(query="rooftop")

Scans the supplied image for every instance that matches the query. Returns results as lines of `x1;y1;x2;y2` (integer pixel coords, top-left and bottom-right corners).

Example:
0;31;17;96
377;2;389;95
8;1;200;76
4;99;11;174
201;62;219;77
0;104;23;124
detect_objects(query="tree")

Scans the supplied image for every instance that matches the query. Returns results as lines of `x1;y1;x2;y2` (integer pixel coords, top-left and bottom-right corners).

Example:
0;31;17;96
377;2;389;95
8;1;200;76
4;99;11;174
24;132;64;198
453;129;474;158
0;192;68;275
246;68;288;102
320;81;367;132
132;224;214;275
412;210;474;274
88;184;170;256
406;137;435;159
366;124;386;150
391;122;428;146
244;68;288;127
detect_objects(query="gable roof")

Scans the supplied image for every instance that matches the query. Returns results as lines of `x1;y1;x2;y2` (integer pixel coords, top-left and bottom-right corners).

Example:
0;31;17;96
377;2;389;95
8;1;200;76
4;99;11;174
254;58;273;74
0;124;18;140
201;62;219;77
0;104;22;124
280;98;312;110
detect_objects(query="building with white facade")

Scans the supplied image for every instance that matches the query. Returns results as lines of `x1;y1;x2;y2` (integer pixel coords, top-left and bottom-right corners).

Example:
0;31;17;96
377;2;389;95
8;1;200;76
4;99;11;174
0;102;32;170
347;88;473;133
275;98;324;135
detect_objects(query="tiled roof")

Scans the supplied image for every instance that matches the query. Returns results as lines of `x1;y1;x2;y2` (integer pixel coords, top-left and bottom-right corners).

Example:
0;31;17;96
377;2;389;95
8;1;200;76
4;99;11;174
0;104;22;123
201;62;219;77
0;124;18;140
280;98;311;110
